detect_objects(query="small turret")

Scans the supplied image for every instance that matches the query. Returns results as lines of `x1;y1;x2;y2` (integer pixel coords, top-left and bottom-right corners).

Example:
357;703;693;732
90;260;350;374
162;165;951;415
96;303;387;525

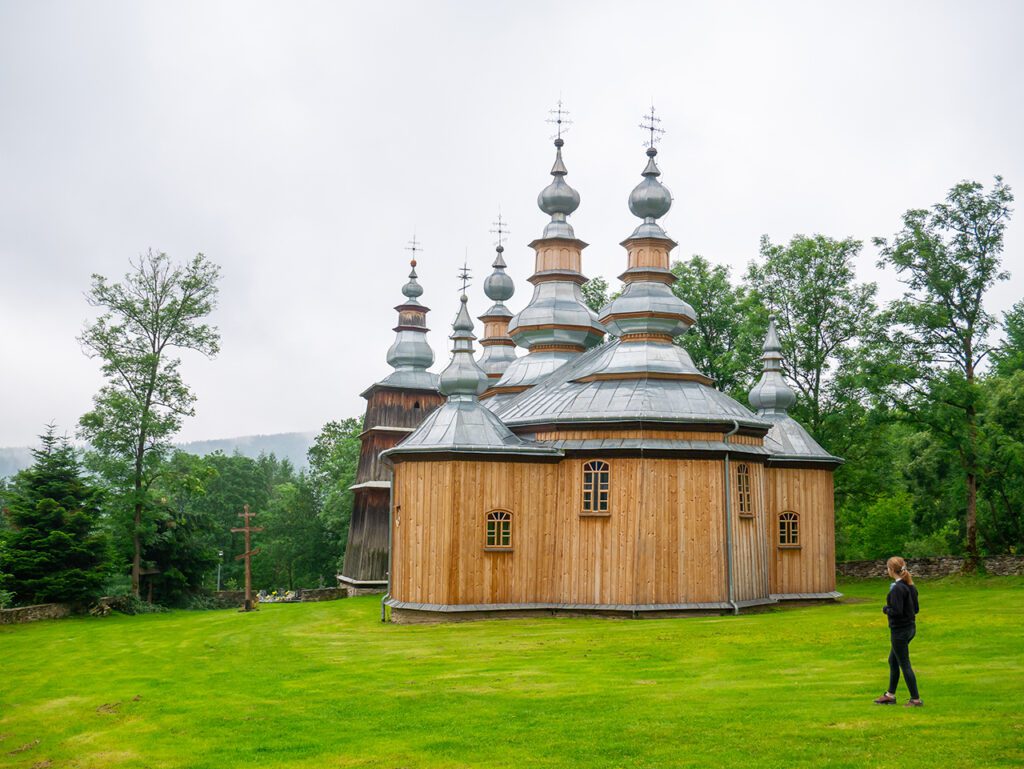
748;318;798;414
440;294;490;398
477;215;518;379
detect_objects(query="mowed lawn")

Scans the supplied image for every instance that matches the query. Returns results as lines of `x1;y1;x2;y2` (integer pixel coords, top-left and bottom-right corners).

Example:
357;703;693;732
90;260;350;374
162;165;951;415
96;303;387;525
1;577;1021;769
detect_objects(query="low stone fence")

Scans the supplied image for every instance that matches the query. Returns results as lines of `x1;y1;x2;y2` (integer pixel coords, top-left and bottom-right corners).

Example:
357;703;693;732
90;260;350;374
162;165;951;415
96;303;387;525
837;555;1024;579
212;587;348;605
297;587;348;602
0;603;71;625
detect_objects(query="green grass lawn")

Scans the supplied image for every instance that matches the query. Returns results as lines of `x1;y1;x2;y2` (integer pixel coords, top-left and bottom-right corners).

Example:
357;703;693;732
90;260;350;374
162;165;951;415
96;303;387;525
1;577;1022;768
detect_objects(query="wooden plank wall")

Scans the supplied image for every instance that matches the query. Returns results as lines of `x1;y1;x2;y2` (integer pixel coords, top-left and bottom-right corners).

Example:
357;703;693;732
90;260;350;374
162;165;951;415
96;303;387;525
341;487;390;581
392;457;743;607
765;468;836;594
731;461;771;602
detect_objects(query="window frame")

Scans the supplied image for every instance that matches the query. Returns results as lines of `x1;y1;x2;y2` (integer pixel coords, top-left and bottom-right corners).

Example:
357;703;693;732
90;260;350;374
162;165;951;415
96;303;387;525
736;463;754;518
484;509;513;551
778;511;800;548
581;460;611;516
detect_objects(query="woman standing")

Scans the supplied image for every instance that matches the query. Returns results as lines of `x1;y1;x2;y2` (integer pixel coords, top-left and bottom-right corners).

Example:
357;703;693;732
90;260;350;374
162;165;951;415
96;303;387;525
874;556;922;706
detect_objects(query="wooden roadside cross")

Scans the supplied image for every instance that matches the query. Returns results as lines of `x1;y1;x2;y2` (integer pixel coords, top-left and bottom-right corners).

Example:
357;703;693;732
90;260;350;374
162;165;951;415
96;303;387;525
231;504;264;612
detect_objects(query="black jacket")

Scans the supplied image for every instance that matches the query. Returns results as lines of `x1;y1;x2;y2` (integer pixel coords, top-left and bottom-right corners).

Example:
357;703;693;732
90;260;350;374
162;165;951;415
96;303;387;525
883;580;919;629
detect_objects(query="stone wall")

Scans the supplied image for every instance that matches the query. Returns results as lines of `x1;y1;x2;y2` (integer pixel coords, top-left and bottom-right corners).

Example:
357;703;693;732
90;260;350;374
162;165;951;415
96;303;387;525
0;603;71;625
297;587;348;602
837;555;1024;578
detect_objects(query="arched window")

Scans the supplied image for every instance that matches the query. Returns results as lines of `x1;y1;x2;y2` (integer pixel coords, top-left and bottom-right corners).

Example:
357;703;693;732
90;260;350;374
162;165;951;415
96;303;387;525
582;461;610;514
485;510;512;549
778;511;799;546
736;463;753;517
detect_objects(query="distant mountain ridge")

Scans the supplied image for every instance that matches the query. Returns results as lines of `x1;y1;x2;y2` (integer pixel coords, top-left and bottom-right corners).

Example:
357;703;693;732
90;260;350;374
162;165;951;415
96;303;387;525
0;432;316;479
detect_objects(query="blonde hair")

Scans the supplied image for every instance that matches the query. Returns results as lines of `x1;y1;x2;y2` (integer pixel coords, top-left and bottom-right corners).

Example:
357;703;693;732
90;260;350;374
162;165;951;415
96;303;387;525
887;556;914;585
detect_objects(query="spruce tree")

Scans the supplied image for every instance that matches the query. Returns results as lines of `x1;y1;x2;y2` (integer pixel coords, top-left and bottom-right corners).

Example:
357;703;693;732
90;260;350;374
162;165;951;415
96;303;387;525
0;426;108;606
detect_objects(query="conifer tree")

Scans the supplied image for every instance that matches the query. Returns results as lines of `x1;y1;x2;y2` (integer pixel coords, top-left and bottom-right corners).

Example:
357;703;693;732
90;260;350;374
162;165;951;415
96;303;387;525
0;426;107;606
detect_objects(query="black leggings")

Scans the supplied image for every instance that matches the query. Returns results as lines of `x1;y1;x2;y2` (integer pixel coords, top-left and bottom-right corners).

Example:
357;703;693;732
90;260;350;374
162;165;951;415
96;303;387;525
888;626;919;700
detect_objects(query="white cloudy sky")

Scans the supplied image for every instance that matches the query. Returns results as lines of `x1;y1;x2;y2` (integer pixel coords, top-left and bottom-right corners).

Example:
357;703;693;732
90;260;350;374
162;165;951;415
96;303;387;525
1;1;1021;447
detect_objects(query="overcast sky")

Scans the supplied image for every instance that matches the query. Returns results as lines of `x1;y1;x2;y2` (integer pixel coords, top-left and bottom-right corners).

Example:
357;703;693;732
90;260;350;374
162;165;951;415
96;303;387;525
1;1;1021;448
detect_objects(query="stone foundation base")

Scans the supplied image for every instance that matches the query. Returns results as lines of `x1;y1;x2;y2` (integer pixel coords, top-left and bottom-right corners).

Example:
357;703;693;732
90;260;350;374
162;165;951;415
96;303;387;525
385;597;780;624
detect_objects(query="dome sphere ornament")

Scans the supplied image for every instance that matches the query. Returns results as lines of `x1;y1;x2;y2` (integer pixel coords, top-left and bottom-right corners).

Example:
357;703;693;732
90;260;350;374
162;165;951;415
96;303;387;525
628;148;673;221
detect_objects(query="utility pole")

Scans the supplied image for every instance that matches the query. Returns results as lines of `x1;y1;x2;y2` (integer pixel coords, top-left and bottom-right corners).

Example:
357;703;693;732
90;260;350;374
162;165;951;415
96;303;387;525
231;504;263;612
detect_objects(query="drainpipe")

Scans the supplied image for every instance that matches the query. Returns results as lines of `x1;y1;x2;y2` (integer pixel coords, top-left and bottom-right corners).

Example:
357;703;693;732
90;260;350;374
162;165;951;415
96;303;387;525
723;420;740;616
381;456;394;623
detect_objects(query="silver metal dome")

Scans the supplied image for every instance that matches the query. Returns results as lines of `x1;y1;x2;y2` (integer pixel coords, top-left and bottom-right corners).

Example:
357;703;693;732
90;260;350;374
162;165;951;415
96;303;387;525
538;139;580;239
627;148;672;240
748;318;797;413
439;295;490;398
483;246;515;302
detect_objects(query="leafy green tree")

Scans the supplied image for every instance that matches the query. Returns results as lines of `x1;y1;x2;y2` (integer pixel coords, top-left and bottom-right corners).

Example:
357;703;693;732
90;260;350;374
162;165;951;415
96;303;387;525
253;475;334;590
671;255;762;396
747;234;878;435
308;418;363;569
0;426;108;606
78;250;220;596
976;371;1024;554
992;300;1024;377
581;276;611;314
143;451;220;605
874;177;1013;562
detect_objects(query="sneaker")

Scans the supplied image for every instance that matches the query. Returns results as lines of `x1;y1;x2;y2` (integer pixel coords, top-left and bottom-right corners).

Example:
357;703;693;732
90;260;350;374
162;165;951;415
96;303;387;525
904;699;924;707
873;693;897;705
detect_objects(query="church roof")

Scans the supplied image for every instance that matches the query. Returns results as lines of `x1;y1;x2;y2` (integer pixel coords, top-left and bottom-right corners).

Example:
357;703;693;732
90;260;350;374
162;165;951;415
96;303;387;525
495;338;768;431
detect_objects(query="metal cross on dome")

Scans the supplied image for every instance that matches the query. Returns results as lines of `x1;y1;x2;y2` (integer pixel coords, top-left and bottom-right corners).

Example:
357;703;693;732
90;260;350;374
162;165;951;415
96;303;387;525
640;104;665;149
404;233;422;265
490;212;510;249
457;261;472;294
547;98;572;141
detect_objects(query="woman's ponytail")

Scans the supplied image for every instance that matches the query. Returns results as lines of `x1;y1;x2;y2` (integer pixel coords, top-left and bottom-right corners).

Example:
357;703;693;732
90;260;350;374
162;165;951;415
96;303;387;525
886;556;914;585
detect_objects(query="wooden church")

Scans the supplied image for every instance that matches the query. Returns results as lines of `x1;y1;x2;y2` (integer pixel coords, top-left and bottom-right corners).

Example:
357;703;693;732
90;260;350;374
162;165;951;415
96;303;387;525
341;115;842;620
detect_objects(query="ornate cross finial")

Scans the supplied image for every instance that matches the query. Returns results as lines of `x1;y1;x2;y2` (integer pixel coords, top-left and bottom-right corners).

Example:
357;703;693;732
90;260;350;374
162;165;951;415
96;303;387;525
404;233;422;266
490;212;510;249
457;261;472;295
401;233;421;266
547;98;572;142
640;104;665;149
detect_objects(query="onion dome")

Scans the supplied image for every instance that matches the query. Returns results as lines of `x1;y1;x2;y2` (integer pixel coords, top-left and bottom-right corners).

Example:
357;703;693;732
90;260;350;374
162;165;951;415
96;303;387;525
478;244;518;379
538;139;581;239
483;246;514;302
380;258;439;391
627;147;673;239
439;295;490;397
401;261;425;302
748;318;797;413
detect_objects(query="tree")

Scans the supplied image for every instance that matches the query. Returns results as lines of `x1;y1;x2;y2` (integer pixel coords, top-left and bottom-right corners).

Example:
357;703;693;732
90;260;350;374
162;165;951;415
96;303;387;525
992;300;1024;376
581;276;611;314
874;177;1013;563
0;426;108;606
78;251;220;597
307;418;363;569
747;234;878;435
671;255;762;396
